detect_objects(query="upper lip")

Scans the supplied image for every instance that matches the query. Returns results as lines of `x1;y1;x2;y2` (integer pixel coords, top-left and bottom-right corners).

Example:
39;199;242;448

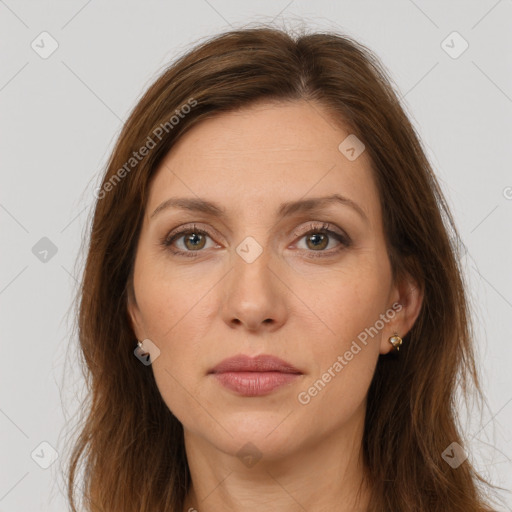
209;354;302;374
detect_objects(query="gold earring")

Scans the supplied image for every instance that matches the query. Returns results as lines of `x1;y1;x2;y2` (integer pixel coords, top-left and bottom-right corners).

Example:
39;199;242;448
388;333;403;352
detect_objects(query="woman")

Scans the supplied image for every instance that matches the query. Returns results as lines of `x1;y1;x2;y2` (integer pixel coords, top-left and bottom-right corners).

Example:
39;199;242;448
66;26;496;511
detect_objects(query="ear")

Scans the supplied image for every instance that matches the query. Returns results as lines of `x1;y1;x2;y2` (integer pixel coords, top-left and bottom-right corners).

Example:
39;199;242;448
126;279;145;341
379;272;423;355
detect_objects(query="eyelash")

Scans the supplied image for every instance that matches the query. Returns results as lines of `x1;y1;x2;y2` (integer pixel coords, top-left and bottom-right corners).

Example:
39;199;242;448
161;222;351;259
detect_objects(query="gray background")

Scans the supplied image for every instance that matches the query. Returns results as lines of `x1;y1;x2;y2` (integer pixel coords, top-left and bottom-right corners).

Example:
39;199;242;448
1;1;511;510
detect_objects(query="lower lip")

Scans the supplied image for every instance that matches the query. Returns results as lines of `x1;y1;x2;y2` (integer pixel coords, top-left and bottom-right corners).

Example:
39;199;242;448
212;371;300;396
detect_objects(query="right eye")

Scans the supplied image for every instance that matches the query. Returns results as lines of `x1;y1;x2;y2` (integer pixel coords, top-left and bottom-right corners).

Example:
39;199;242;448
162;224;218;257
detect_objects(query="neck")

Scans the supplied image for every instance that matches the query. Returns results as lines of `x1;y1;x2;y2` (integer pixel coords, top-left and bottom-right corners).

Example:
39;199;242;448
182;409;370;512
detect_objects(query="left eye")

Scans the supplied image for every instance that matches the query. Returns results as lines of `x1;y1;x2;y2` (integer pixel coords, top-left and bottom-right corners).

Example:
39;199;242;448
296;229;344;251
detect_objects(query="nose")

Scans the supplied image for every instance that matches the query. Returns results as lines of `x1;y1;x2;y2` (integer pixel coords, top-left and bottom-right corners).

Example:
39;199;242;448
220;244;288;333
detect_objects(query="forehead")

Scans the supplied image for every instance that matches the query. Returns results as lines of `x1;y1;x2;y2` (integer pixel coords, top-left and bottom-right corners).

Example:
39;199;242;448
147;100;380;224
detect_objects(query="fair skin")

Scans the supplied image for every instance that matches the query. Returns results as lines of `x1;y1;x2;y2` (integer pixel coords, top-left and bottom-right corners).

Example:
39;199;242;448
128;100;423;512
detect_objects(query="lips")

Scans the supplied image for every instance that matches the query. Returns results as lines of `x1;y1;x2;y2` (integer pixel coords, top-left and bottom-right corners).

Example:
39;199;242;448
210;354;301;374
209;354;302;396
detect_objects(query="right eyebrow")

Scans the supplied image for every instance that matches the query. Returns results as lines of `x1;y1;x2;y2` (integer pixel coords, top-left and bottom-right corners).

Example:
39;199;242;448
150;197;225;219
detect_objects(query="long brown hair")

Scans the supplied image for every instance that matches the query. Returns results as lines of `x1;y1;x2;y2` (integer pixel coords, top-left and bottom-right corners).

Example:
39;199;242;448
65;25;496;511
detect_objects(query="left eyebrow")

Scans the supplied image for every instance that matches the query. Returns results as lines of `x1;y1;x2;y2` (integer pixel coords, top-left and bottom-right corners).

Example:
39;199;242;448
277;194;368;223
150;193;368;223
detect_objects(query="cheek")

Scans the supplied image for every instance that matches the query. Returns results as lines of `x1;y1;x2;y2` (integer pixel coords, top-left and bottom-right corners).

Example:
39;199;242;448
295;348;377;436
134;256;215;341
310;257;391;347
133;261;217;417
295;259;390;409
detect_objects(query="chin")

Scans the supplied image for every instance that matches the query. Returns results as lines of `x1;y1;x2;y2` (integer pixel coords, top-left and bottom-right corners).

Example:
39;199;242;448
184;409;305;461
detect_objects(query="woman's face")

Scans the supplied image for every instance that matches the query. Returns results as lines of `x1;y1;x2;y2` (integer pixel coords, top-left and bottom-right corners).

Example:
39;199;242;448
128;100;420;460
